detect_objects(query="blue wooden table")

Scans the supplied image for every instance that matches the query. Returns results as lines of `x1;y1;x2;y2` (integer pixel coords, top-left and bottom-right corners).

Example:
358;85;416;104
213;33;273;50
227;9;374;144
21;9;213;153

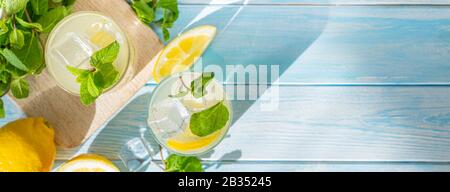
3;0;450;171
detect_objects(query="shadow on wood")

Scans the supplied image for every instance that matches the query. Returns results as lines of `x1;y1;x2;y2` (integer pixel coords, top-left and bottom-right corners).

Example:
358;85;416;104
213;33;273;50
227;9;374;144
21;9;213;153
21;84;96;147
86;93;158;160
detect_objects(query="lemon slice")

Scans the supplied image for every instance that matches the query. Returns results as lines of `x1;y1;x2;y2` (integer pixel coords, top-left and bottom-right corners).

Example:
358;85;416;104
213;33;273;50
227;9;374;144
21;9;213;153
57;154;120;172
153;25;217;83
167;128;222;152
90;30;115;48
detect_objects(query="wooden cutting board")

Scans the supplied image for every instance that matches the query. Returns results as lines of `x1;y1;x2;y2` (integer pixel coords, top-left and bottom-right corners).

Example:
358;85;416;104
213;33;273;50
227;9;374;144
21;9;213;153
10;0;164;148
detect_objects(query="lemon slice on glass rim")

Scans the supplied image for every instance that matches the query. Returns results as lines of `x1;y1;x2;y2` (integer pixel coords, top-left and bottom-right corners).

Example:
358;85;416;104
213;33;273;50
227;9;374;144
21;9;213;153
153;25;217;83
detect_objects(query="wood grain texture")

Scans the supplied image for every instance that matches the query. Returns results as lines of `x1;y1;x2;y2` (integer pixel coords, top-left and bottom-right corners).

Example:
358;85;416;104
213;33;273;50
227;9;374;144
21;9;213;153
157;5;450;84
9;0;163;148
24;4;450;170
52;160;450;172
213;85;450;161
3;3;450;171
51;85;450;163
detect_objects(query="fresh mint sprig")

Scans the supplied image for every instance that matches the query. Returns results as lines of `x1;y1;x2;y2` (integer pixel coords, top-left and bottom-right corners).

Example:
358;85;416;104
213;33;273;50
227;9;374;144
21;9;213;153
190;72;214;98
163;72;228;172
164;154;203;172
0;0;75;118
190;101;230;137
67;41;121;106
169;72;230;137
130;0;179;41
170;72;215;99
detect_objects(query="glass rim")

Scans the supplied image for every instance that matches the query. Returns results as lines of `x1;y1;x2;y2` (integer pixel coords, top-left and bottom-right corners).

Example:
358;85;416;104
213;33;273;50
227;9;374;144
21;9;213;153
147;71;234;156
45;11;133;96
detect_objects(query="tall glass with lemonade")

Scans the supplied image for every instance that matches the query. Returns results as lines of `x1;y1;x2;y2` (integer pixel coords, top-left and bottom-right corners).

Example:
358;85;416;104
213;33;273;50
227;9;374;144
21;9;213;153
46;12;132;95
147;72;233;155
118;25;231;170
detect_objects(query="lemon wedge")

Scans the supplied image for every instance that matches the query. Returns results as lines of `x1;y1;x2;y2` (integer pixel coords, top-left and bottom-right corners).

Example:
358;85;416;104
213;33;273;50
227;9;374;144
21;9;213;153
57;154;120;172
153;25;217;83
167;128;222;153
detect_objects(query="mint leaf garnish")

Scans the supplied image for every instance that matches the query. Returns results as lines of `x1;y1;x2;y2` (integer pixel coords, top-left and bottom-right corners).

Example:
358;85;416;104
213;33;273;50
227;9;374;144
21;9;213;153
130;0;179;41
67;65;90;84
37;6;69;33
169;72;215;99
1;48;29;72
0;98;4;118
9;28;25;49
164;154;203;172
10;78;29;99
67;41;121;106
12;32;44;74
16;17;43;32
2;0;30;15
0;20;9;36
190;72;214;98
93;62;120;90
67;65;89;77
86;73;100;97
190;101;230;137
131;0;154;24
0;0;74;118
91;41;120;66
30;0;49;16
79;78;96;106
0;73;11;96
156;0;179;41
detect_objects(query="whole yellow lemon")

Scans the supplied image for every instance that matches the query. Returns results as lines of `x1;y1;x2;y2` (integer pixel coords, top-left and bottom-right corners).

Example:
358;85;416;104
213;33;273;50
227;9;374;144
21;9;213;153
0;118;56;172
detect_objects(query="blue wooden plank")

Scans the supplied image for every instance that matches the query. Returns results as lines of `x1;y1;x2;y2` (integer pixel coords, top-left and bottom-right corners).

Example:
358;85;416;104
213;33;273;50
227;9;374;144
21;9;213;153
0;97;26;127
151;5;450;84
211;86;450;162
51;85;450;163
52;160;450;172
194;161;450;172
2;4;450;172
180;0;450;5
150;161;450;172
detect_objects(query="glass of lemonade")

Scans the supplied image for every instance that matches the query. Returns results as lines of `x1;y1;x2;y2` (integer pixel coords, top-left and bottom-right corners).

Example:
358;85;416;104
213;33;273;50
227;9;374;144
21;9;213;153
46;12;132;95
147;72;233;155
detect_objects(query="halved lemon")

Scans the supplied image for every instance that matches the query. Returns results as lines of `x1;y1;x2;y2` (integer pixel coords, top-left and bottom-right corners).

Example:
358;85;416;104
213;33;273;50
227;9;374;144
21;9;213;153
57;154;120;172
153;25;217;83
166;128;222;152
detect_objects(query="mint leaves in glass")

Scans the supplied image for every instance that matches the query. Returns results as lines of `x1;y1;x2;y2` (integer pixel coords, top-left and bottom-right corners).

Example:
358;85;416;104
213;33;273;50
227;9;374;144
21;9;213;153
147;72;233;155
45;12;131;106
67;41;120;105
0;0;75;118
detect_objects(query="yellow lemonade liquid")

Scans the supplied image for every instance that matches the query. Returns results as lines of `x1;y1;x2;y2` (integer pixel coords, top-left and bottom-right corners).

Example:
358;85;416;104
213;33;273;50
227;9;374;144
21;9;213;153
147;72;233;155
46;12;131;94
